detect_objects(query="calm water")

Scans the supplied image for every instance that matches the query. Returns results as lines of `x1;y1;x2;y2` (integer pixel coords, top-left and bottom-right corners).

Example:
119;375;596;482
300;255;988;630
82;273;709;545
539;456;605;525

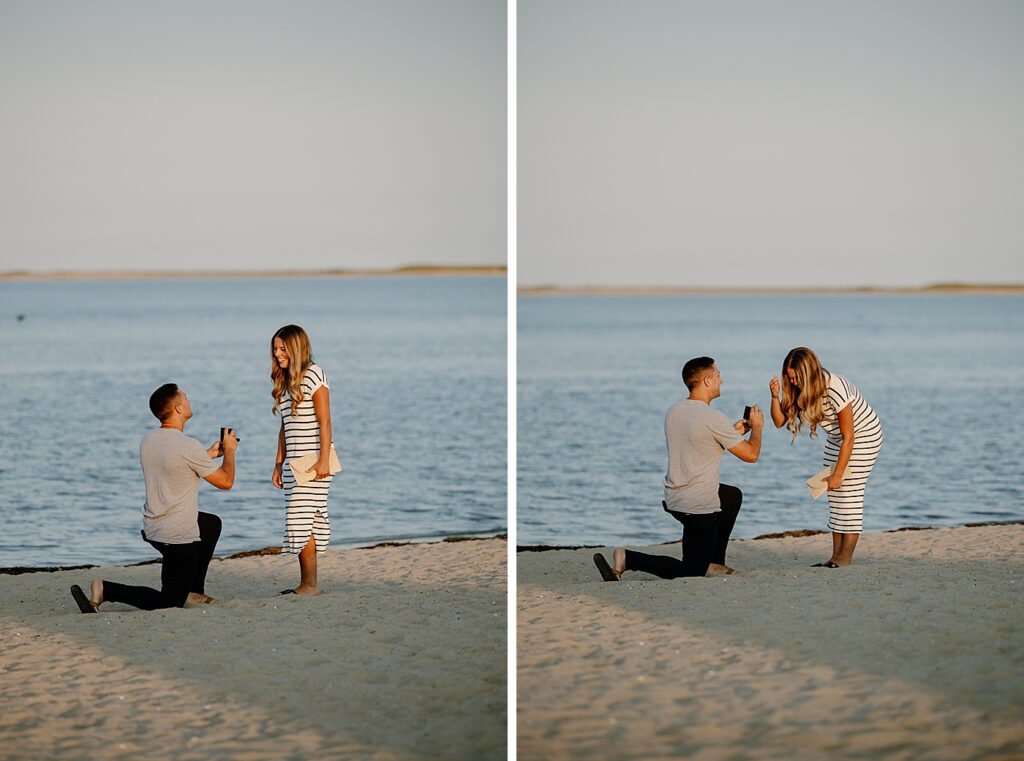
518;294;1024;547
0;276;507;567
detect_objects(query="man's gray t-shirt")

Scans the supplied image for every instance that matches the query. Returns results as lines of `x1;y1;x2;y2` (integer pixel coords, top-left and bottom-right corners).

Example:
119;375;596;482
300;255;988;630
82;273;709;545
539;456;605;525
663;399;743;514
140;428;219;544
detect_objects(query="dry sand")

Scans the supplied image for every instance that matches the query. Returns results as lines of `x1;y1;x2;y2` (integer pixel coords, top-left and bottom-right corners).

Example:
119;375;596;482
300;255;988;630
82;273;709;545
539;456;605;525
518;524;1023;760
0;537;506;761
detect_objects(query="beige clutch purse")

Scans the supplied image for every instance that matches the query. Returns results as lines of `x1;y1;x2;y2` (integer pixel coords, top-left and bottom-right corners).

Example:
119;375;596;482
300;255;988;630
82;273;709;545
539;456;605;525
807;463;849;500
288;446;342;486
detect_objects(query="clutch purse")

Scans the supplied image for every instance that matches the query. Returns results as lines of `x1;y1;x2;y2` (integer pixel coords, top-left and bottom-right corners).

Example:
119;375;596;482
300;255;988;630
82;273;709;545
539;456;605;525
288;445;342;486
806;463;849;500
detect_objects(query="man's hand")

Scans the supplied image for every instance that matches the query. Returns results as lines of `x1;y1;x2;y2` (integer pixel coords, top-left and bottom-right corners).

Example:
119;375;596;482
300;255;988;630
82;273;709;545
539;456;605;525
204;431;237;491
209;430;239;458
728;406;763;463
748;405;764;431
735;405;764;435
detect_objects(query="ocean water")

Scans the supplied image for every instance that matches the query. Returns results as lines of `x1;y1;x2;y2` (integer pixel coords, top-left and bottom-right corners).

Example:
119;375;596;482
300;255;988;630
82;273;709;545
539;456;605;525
518;294;1024;547
0;276;507;567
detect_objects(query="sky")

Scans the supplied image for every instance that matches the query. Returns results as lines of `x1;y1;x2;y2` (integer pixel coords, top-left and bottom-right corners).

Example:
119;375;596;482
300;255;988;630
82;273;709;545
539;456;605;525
520;0;1024;288
0;0;506;273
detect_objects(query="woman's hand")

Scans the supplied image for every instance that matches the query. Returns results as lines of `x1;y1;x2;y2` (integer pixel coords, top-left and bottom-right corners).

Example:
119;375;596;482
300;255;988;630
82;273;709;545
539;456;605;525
826;471;845;491
308;456;332;480
768;377;787;429
272;463;284;489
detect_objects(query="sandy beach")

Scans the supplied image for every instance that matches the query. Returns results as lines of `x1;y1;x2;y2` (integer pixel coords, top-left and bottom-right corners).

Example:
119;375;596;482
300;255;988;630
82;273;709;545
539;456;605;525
0;537;506;761
518;524;1023;760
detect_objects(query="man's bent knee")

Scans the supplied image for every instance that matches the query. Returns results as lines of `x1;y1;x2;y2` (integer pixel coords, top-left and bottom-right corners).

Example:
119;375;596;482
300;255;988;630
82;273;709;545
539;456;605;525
720;483;743;507
199;512;222;534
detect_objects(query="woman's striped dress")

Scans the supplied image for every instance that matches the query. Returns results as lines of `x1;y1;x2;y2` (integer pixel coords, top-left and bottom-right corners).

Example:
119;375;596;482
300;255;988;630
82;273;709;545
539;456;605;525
279;363;333;554
819;372;883;534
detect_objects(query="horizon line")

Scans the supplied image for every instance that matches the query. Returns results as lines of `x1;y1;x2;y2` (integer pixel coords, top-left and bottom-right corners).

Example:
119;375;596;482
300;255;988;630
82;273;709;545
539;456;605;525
519;282;1024;296
0;264;507;282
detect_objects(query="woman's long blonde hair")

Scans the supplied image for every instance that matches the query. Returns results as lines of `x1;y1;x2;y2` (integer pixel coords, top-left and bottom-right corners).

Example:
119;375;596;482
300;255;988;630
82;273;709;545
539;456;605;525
271;325;313;416
780;347;829;442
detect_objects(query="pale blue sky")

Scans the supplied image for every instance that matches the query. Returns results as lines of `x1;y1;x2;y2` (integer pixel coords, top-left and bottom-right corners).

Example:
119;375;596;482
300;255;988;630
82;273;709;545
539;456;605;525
520;0;1024;288
0;0;506;272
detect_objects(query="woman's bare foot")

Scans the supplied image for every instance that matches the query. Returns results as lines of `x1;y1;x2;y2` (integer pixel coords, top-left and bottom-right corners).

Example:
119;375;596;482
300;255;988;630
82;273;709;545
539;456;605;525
291;584;321;596
186;592;218;605
707;563;737;575
90;579;104;608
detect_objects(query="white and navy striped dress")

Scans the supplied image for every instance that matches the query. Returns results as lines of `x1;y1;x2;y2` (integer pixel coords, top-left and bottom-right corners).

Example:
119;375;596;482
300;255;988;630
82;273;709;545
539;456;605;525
819;372;883;534
279;363;333;554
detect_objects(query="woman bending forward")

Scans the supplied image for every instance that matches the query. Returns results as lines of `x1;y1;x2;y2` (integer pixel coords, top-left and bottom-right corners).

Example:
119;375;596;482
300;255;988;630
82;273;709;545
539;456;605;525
770;347;882;567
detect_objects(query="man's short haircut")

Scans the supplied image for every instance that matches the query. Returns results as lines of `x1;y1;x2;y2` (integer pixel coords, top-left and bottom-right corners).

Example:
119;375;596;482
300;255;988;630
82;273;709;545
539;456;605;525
681;357;716;391
149;383;180;421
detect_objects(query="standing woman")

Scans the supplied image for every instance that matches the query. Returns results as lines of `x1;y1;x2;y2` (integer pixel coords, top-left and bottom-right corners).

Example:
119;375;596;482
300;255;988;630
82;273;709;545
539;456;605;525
769;347;882;567
271;324;336;595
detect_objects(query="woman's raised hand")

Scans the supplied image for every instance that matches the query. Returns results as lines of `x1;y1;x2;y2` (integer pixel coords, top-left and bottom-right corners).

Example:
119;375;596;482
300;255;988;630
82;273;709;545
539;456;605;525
769;376;781;398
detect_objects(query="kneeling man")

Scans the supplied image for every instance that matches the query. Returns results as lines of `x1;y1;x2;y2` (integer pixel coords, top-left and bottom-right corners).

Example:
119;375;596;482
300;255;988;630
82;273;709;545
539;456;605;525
595;357;762;581
71;384;236;612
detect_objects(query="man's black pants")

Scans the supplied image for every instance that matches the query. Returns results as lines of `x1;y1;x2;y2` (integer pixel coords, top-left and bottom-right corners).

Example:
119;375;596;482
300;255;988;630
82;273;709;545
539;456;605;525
102;512;222;610
624;484;742;578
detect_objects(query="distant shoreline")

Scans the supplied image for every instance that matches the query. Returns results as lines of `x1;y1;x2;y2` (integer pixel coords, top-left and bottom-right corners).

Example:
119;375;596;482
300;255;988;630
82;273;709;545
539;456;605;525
520;283;1023;296
0;264;506;283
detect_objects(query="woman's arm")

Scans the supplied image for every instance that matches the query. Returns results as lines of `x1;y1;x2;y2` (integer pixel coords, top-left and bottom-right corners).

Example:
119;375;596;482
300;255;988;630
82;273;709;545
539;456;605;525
271;417;285;489
310;385;333;480
827;404;855;490
769;376;785;428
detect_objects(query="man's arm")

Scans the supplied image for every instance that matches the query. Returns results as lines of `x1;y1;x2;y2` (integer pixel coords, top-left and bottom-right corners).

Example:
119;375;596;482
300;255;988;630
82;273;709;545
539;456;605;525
728;406;764;463
204;431;237;490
